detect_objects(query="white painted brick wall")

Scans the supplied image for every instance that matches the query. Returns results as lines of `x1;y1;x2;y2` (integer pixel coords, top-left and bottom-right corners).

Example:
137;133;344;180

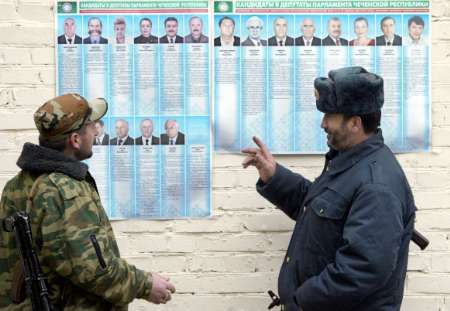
0;0;449;310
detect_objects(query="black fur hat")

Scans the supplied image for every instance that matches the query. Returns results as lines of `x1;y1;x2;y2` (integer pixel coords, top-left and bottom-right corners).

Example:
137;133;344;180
314;66;384;115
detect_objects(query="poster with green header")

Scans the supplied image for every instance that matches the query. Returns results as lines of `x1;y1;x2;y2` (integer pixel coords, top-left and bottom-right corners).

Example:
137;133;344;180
55;0;431;216
56;0;212;219
213;0;430;154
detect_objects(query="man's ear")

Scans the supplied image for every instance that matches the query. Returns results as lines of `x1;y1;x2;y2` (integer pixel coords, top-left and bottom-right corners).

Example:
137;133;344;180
352;116;364;133
348;116;363;133
68;132;81;150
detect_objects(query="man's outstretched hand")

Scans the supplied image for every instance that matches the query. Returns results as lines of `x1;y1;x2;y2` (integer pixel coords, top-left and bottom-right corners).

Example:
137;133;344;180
242;136;276;183
147;272;176;304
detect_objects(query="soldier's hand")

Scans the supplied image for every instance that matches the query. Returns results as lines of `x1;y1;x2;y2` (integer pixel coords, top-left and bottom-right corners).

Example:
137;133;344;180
148;272;176;304
242;136;276;183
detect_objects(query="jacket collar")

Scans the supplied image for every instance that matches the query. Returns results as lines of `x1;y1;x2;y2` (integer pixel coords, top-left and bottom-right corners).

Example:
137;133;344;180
16;143;88;181
325;129;384;176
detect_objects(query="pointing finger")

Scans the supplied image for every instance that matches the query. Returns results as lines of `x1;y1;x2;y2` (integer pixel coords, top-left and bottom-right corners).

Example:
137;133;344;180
252;136;270;157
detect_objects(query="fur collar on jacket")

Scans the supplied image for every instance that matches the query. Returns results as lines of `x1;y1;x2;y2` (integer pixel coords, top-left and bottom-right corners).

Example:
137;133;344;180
16;143;88;181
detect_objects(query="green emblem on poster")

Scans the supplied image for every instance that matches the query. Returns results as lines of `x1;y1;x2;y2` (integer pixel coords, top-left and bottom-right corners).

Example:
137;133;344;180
214;1;233;13
58;1;77;13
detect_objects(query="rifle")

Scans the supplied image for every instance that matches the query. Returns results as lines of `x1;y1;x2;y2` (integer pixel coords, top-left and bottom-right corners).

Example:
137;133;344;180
267;290;280;309
2;211;53;311
412;229;429;250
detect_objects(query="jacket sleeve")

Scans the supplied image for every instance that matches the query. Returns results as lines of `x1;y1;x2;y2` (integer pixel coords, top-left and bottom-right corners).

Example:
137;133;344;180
295;183;406;310
256;164;312;220
37;183;152;305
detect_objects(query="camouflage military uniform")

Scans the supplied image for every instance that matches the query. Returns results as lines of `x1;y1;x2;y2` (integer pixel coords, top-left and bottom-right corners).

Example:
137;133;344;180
0;94;152;310
0;143;152;310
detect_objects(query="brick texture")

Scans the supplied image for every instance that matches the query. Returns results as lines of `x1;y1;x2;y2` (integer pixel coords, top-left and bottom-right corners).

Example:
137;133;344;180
0;1;449;310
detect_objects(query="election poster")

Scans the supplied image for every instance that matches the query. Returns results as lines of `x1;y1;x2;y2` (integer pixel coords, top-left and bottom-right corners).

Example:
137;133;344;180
213;0;430;154
55;0;431;217
56;0;212;218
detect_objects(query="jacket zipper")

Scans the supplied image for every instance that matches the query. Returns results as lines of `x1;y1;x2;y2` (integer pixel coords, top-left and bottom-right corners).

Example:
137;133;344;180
89;234;107;270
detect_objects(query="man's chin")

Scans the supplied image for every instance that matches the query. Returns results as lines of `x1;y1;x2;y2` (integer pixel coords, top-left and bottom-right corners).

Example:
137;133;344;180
76;151;93;161
326;136;336;149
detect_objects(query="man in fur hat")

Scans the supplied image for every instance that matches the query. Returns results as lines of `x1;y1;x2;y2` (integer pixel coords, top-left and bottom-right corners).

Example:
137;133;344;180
243;67;415;311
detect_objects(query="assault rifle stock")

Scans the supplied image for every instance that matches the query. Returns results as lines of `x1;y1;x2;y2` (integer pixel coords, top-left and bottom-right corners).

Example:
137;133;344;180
2;211;53;311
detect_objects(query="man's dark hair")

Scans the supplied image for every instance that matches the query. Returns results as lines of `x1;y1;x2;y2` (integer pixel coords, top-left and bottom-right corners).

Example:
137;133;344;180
96;119;104;127
140;17;152;27
408;15;425;27
380;16;395;26
218;16;235;27
344;111;381;134
39;126;87;151
164;17;178;27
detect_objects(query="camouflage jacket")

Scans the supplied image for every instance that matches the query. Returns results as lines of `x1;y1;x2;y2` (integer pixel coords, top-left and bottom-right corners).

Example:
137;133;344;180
0;143;152;310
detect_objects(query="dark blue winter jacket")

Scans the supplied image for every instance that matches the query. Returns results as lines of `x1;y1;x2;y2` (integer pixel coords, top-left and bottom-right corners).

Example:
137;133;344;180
257;130;415;311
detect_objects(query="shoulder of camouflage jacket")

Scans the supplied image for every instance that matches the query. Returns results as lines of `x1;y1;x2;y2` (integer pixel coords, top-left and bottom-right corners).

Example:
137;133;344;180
34;172;101;224
0;171;42;308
